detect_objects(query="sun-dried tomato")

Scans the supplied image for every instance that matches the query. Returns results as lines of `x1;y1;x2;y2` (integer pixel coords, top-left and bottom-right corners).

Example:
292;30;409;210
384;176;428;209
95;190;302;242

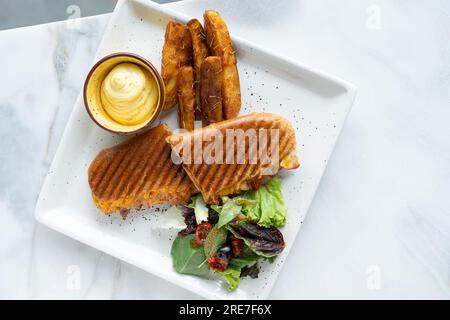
229;235;244;257
192;222;213;246
207;256;229;272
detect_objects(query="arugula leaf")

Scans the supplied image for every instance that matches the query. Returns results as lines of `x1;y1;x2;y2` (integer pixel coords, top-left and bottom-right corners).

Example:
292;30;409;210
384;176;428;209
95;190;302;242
216;200;243;229
204;226;228;258
171;234;210;277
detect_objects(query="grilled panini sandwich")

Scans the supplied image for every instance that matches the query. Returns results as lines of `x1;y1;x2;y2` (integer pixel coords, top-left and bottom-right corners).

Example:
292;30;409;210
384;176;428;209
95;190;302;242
88;124;194;214
167;113;299;204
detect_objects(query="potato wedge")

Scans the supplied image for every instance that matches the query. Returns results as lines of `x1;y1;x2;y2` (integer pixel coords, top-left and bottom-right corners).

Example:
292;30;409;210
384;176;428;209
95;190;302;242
161;21;193;111
187;19;209;117
203;10;241;119
200;56;223;125
177;66;195;131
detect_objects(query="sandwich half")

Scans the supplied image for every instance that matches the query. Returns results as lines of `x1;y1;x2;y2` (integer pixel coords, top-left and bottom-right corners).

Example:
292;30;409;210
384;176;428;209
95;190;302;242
88;124;194;214
167;113;299;204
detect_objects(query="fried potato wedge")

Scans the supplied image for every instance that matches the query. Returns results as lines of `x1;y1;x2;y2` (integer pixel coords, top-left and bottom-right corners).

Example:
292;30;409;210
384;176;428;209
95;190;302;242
177;66;195;131
161;21;193;111
204;10;241;119
200;56;223;125
187;19;209;116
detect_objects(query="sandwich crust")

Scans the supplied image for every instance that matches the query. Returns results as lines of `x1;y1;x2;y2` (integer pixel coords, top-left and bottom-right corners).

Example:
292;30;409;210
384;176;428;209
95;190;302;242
88;124;194;214
167;113;299;204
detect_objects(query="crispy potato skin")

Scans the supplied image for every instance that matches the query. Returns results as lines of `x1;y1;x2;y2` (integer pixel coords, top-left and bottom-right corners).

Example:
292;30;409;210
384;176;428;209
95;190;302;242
187;19;209;116
161;21;193;111
177;66;195;131
200;56;223;125
203;10;241;119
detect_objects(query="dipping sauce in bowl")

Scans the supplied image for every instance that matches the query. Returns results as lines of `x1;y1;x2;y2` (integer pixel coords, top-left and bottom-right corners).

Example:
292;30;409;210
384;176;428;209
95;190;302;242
84;53;164;134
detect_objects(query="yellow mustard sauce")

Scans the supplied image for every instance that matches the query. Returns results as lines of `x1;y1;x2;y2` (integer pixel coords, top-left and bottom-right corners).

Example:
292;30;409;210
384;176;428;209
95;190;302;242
100;62;158;125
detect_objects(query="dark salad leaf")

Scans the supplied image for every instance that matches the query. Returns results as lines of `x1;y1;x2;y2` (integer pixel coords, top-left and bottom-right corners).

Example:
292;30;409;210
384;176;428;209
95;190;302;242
207;208;219;225
227;222;285;258
178;205;197;236
240;264;259;279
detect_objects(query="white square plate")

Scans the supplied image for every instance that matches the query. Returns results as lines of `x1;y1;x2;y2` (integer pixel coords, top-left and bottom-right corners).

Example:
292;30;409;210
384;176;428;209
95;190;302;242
35;0;356;299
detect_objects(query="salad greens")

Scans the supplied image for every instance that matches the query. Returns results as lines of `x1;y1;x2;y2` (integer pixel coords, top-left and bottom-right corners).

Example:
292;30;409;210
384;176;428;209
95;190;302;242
204;226;228;258
218;252;261;290
191;194;209;224
215;200;243;228
236;176;287;228
210;176;287;229
170;234;210;277
170;176;288;291
227;222;285;258
219;266;241;291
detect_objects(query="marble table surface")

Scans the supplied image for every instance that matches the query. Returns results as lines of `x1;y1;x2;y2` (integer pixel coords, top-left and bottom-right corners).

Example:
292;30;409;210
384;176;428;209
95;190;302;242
1;0;449;299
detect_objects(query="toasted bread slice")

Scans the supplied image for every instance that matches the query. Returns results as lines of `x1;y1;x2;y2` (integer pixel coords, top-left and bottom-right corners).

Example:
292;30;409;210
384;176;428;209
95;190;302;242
167;113;299;204
88;124;194;214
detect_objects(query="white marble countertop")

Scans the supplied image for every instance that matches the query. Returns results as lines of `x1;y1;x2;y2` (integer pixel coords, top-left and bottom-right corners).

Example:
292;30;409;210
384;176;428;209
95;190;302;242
1;0;449;299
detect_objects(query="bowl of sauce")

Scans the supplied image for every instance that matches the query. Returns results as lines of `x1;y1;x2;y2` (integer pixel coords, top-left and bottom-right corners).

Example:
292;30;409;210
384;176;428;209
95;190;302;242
84;53;164;134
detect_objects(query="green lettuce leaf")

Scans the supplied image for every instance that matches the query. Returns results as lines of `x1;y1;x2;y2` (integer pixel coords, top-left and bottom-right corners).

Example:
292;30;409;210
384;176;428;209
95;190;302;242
171;234;210;277
236;176;287;228
215;200;243;229
220;266;241;291
218;253;260;291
